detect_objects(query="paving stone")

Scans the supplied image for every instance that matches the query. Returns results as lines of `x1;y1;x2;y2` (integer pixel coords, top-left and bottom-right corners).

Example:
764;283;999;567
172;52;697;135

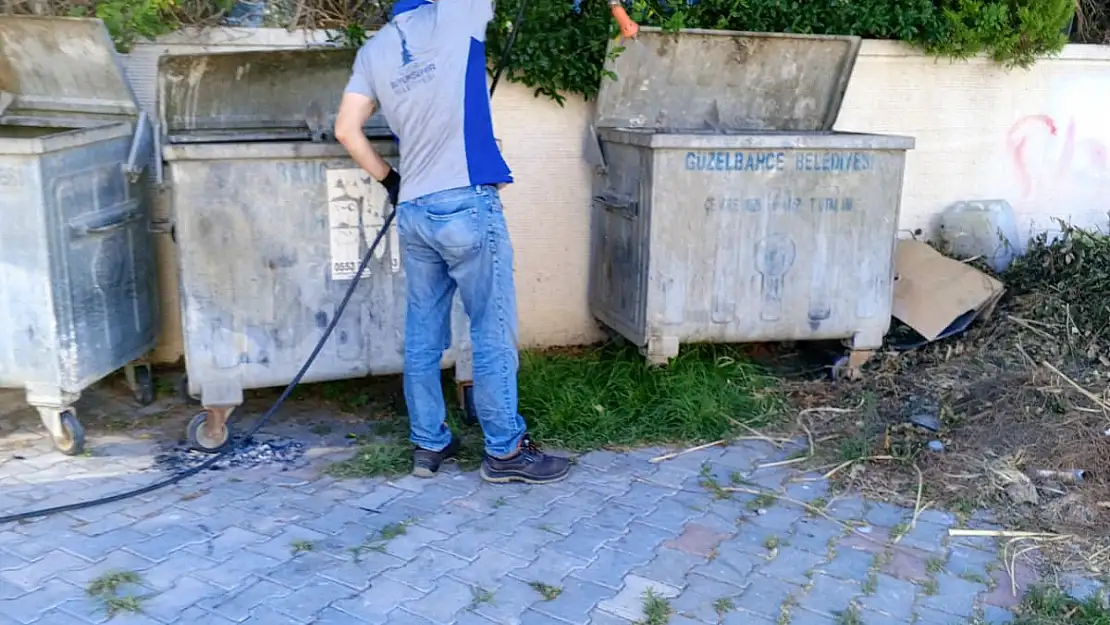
529;577;614;625
840;527;890;554
596;574;680;621
639;497;705;534
571;548;651;589
917;573;985;618
508;547;589;586
192;551;283;590
898;521;949;553
1062;573;1106;603
199;578;292;622
821;545;876;581
333;577;425;624
915;605;966;624
320;552;407;590
943;546;996;581
784;478;829;504
628;548;703;590
547;523;616;560
471;577;540;624
382;525;452;561
312;606;375;624
0;549;91;591
691;547;760;587
758;547;824;585
663;522;731;558
164;606;238;624
789;518;843;556
864;502;908;528
669;572;747;622
796;574;860;617
140;552;221;591
881;546;932;582
859;574;916;620
262;552;346;590
825;496;867;521
63;527;151;562
244;526;330;562
240;604;314;624
785;610;836;625
588;608;635;624
982;561;1039;609
588;505;645;533
720;609;776;624
859;611;907;625
452;547;532;588
430;527;501;562
384;548;468;593
725;522;785;557
401;575;475;623
141;576;224;622
534;506;591;536
607;521;674;559
618;482;677;510
734;574;798;620
494;526;561;559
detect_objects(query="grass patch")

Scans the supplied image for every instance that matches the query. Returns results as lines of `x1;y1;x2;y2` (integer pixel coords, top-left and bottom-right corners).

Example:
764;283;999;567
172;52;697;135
528;581;562;601
87;570;146;617
469;586;495;609
636;588;673;625
834;605;863;625
714;597;735;616
290;540;316;555
1012;585;1110;625
325;441;410;478
517;344;778;450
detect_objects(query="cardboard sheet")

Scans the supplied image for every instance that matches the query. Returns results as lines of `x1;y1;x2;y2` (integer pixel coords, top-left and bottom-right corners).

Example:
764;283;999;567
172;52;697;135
892;239;1006;341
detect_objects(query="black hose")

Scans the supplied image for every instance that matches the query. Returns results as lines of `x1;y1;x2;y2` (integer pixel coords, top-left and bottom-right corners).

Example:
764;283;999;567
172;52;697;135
0;10;525;524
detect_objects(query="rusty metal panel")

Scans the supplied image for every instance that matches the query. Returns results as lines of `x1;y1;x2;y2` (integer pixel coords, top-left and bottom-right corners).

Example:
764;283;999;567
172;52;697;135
590;128;914;361
157;48;390;139
0;16;139;118
595;28;861;132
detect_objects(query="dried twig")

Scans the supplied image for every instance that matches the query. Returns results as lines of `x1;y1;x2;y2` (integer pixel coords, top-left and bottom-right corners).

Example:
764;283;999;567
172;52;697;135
1042;360;1110;413
649;440;726;464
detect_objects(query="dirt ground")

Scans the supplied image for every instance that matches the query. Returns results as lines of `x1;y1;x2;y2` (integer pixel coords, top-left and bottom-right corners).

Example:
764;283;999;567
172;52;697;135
765;225;1110;578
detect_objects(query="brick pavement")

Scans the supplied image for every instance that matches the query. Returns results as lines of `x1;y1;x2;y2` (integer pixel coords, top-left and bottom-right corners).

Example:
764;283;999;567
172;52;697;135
0;389;1105;625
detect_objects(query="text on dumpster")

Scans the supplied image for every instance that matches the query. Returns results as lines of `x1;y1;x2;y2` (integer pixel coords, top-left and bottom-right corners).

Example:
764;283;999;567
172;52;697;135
684;151;873;173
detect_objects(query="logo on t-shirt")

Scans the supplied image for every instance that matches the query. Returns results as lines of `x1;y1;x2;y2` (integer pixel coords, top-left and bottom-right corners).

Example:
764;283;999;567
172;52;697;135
391;23;437;94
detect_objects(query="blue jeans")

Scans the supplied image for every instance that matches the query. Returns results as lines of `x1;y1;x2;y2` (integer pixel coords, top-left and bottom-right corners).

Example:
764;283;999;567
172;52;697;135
396;185;526;458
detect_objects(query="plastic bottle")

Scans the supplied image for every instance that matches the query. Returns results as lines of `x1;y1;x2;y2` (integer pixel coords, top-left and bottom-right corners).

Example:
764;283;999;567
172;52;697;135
936;200;1022;273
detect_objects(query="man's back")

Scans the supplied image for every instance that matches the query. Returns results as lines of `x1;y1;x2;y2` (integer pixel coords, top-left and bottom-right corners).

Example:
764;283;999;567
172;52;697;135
345;0;512;203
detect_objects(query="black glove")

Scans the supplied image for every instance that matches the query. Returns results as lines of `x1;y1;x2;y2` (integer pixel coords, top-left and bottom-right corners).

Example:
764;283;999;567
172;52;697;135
380;168;401;207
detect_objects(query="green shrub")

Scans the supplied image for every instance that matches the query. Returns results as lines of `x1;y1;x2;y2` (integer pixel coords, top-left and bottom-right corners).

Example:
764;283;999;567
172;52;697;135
486;0;1074;103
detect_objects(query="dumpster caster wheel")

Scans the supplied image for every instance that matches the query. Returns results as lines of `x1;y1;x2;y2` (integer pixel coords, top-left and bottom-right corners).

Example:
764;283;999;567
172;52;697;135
187;412;230;453
457;383;478;426
54;411;85;456
132;366;155;406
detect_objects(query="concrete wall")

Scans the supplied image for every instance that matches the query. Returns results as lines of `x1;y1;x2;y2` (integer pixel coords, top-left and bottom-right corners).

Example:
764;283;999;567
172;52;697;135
121;30;1110;364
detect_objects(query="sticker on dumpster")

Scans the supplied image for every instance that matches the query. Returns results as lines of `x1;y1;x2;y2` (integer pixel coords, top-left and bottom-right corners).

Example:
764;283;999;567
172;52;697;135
325;168;399;280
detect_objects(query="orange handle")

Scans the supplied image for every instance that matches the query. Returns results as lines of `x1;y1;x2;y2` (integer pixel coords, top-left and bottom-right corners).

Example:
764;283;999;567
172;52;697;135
610;4;639;39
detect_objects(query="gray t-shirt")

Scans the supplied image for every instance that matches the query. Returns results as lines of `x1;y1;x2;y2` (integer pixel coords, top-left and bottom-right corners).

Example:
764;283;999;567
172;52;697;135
344;0;513;203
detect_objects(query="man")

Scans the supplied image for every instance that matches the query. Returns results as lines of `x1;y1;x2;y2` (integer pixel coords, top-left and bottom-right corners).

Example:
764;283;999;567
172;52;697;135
334;0;570;484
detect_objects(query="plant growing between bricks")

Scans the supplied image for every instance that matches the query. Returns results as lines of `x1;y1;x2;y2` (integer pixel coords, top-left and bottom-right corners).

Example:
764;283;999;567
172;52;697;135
86;570;149;618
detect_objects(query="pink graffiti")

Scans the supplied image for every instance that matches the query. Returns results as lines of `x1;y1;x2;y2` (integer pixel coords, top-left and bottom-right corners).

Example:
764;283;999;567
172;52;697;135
1007;115;1109;200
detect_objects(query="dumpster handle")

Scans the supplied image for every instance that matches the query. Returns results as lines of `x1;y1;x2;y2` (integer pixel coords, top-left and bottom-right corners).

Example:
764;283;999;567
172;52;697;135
594;192;638;219
72;202;143;237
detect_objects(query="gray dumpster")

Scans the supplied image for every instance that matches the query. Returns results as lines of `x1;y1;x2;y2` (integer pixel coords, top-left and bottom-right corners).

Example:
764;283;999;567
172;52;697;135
589;28;915;366
157;48;472;452
0;16;159;455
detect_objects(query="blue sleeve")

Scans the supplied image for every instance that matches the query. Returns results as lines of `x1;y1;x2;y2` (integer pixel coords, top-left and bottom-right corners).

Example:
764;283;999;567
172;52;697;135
344;45;376;99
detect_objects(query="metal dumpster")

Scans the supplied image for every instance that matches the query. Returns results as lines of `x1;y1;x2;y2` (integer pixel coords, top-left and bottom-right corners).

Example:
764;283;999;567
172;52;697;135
589;28;915;366
0;16;159;455
157;48;472;451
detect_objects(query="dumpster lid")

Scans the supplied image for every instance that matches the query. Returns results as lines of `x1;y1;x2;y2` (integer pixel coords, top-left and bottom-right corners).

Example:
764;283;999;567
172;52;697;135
158;47;390;141
595;28;861;132
0;16;140;119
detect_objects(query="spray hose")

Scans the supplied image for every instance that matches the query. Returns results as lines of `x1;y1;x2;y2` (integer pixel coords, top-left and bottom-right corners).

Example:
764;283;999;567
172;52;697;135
0;0;637;525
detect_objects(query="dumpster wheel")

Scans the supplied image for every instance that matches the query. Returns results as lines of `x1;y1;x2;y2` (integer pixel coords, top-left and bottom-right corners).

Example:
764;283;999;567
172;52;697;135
54;411;85;456
187;411;231;453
